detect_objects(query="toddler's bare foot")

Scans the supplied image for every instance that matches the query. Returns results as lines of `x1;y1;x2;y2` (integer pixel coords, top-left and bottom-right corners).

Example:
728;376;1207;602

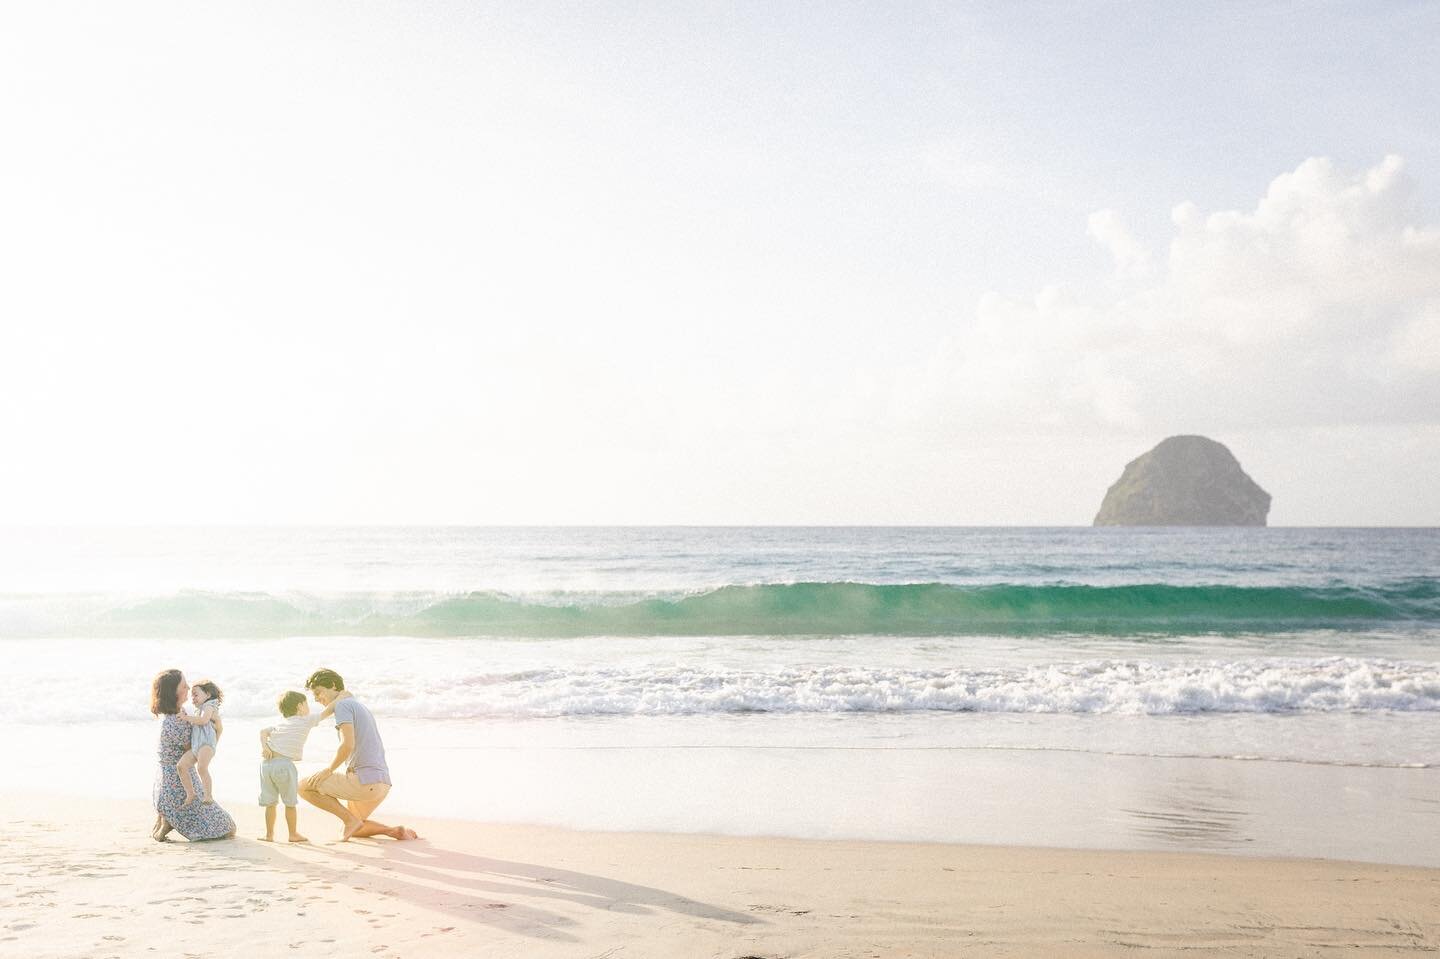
257;835;274;842
288;834;309;843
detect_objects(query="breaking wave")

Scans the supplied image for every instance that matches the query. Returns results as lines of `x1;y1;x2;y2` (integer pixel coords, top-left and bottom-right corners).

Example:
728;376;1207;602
16;656;1440;722
3;580;1438;638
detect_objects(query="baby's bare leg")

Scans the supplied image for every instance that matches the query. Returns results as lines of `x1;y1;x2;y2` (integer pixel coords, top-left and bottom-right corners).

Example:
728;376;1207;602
195;745;215;801
176;750;197;805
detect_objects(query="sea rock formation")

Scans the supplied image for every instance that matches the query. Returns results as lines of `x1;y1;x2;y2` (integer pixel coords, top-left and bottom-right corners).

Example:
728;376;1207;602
1093;436;1271;526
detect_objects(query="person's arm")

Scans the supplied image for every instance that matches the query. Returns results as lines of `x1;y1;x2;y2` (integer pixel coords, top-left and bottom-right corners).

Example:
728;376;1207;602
302;723;354;791
323;723;355;775
176;708;211;726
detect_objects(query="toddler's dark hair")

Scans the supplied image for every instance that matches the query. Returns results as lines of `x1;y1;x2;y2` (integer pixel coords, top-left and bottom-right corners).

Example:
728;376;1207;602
277;691;307;718
193;679;223;703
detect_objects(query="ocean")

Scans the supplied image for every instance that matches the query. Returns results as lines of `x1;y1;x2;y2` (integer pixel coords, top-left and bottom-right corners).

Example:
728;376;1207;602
4;526;1438;864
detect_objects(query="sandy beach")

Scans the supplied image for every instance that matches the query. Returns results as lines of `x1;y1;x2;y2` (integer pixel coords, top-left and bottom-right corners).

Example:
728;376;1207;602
3;793;1437;958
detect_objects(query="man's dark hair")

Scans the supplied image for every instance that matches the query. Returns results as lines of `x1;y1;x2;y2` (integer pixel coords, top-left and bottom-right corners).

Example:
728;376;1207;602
305;668;345;692
277;691;307;717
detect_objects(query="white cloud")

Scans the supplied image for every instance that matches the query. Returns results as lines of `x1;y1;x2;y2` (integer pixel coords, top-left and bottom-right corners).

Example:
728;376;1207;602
899;155;1440;433
1087;208;1152;281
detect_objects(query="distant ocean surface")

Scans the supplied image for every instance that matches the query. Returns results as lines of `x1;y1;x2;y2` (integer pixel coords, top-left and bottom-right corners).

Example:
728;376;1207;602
5;526;1439;861
3;526;1439;723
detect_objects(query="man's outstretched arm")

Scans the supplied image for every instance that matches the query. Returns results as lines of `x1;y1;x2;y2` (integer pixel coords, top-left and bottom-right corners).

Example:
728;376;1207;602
304;723;354;789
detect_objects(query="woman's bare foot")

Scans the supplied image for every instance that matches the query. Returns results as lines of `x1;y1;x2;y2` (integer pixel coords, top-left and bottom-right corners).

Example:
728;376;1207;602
152;817;173;843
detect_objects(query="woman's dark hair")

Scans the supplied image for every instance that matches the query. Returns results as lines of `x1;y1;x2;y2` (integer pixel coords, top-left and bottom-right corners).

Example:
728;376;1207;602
150;669;184;716
305;668;344;692
193;679;223;704
278;691;307;717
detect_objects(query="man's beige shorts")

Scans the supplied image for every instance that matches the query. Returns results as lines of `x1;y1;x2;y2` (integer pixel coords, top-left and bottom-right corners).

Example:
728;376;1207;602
314;770;390;804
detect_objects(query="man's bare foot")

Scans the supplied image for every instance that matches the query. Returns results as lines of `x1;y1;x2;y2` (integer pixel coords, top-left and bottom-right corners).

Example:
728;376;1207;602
341;817;364;841
384;825;418;840
258;835;274;842
288;834;309;843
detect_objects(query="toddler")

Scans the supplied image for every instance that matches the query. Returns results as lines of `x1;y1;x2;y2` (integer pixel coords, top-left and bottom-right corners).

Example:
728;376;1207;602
257;690;333;842
176;679;223;808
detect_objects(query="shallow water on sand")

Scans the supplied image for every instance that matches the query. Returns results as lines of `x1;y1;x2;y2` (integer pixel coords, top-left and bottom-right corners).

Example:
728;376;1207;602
8;712;1438;866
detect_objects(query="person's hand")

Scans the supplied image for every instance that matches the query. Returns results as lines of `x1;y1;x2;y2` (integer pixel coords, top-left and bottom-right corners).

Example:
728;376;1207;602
261;745;275;760
301;770;331;792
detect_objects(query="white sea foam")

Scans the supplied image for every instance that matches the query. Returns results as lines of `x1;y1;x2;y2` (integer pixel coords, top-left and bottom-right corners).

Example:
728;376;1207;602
391;658;1440;717
17;645;1440;724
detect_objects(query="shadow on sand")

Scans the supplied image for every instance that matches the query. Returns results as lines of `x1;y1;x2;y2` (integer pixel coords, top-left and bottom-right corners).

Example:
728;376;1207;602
197;830;761;943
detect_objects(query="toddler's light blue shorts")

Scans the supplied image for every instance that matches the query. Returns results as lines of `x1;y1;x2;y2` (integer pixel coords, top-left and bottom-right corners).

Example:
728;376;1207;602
259;756;299;807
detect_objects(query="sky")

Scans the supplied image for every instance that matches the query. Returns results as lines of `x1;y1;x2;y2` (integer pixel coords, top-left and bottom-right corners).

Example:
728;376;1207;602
1;1;1438;525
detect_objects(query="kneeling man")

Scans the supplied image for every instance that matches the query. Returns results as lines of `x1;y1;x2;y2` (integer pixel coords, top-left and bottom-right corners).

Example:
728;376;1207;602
298;668;417;841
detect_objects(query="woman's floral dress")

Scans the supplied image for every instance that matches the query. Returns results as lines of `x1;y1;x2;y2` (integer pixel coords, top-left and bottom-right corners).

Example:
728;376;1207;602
153;713;235;840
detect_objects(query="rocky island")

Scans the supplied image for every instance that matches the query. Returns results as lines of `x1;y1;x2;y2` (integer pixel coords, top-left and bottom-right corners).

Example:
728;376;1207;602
1093;435;1271;526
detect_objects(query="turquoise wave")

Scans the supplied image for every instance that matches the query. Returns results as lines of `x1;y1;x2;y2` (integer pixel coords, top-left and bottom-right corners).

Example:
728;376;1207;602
6;581;1439;638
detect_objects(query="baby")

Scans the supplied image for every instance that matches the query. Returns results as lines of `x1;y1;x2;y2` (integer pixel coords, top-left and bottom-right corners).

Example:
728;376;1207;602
257;690;333;842
176;680;223;809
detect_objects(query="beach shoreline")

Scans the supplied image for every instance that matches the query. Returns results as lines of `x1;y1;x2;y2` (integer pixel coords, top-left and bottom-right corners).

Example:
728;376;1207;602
4;792;1437;958
10;711;1438;868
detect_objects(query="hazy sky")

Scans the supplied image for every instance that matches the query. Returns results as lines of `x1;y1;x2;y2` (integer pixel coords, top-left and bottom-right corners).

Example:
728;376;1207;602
2;1;1437;525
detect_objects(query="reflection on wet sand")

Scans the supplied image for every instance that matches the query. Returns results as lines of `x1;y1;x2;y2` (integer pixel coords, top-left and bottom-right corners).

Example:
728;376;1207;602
1122;780;1251;851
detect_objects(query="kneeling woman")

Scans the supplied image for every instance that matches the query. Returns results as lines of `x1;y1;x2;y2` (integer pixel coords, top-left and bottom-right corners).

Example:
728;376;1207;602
150;669;236;842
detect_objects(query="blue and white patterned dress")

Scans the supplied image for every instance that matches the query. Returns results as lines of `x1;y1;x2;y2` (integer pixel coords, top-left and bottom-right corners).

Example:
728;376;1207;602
153;714;235;840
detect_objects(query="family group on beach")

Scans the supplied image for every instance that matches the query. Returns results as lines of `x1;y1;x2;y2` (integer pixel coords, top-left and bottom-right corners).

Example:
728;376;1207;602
148;667;418;844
